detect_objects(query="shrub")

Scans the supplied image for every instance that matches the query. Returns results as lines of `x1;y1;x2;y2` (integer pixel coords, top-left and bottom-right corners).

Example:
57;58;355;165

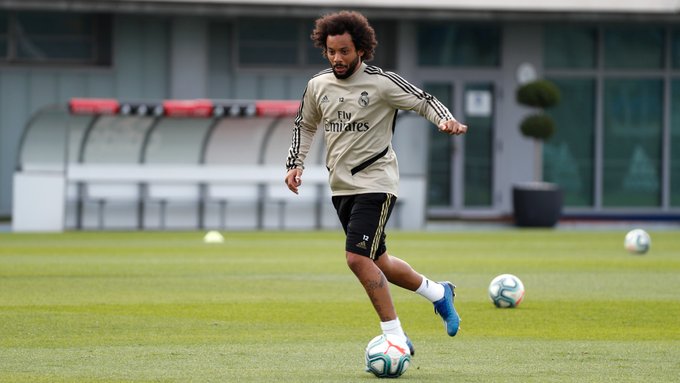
516;80;561;109
516;79;560;142
520;114;556;140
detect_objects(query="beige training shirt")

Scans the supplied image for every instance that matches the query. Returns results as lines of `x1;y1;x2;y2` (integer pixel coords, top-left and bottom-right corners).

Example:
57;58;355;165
286;62;453;197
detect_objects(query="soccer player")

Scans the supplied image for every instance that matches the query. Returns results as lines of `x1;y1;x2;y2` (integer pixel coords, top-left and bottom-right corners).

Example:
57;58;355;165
284;10;467;355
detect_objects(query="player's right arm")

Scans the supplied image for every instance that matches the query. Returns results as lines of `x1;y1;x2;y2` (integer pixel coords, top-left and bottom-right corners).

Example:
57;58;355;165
285;83;321;194
285;168;303;194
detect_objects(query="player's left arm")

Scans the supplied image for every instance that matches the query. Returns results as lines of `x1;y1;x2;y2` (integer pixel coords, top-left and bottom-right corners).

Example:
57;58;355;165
380;71;467;135
438;118;467;136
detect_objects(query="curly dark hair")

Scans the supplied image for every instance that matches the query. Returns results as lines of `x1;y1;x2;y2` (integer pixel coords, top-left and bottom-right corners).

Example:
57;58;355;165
311;11;378;62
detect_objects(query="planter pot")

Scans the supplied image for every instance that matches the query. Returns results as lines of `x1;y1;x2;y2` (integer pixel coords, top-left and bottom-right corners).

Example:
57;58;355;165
512;182;563;227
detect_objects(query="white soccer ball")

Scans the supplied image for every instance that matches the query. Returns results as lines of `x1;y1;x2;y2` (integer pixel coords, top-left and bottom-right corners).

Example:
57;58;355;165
364;334;411;378
624;229;651;254
203;230;224;244
488;274;525;308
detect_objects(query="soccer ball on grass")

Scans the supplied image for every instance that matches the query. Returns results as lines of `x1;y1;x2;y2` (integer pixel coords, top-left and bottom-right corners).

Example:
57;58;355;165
488;274;525;308
365;334;411;378
624;229;651;254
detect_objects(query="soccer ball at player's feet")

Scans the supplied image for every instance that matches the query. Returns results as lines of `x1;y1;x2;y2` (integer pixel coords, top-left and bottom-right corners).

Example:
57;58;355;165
365;334;411;378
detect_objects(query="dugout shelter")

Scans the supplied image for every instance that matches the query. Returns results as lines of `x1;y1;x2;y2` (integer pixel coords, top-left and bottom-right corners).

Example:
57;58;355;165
13;98;425;231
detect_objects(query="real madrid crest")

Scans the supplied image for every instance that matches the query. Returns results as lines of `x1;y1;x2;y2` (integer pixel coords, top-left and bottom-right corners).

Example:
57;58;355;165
358;91;370;108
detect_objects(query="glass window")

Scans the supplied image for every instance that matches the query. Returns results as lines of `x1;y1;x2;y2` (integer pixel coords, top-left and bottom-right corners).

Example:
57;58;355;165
305;21;326;67
417;23;500;67
603;79;663;207
544;78;595;206
604;26;664;69
366;21;397;70
238;18;396;69
15;12;107;63
424;83;453;207
0;12;7;59
544;25;597;69
671;79;680;206
304;20;397;70
238;19;299;66
672;28;680;69
464;83;494;207
3;12;110;65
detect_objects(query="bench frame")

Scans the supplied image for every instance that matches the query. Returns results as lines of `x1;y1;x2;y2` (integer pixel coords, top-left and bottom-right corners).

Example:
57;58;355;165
67;164;329;230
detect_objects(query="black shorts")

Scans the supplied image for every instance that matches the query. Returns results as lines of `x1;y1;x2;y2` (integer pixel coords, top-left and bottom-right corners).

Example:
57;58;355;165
331;193;397;260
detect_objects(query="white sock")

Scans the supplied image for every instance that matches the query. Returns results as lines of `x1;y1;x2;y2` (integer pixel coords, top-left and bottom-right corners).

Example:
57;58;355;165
415;276;445;303
380;318;406;341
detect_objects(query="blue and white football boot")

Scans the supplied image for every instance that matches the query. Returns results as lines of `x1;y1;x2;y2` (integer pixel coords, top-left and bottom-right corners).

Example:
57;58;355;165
433;282;460;336
404;333;415;356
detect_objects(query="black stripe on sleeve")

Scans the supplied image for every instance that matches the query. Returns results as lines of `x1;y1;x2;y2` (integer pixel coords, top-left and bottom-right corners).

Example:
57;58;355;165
286;86;307;170
365;65;452;121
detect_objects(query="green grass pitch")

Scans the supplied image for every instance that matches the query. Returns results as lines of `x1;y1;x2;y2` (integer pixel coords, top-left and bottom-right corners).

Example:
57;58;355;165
1;229;679;382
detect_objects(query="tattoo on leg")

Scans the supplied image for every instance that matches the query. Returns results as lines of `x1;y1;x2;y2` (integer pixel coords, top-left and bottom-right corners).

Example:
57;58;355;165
365;271;387;291
365;272;387;308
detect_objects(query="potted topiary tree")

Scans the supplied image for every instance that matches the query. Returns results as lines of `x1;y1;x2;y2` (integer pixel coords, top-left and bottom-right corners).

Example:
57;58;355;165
512;79;563;227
